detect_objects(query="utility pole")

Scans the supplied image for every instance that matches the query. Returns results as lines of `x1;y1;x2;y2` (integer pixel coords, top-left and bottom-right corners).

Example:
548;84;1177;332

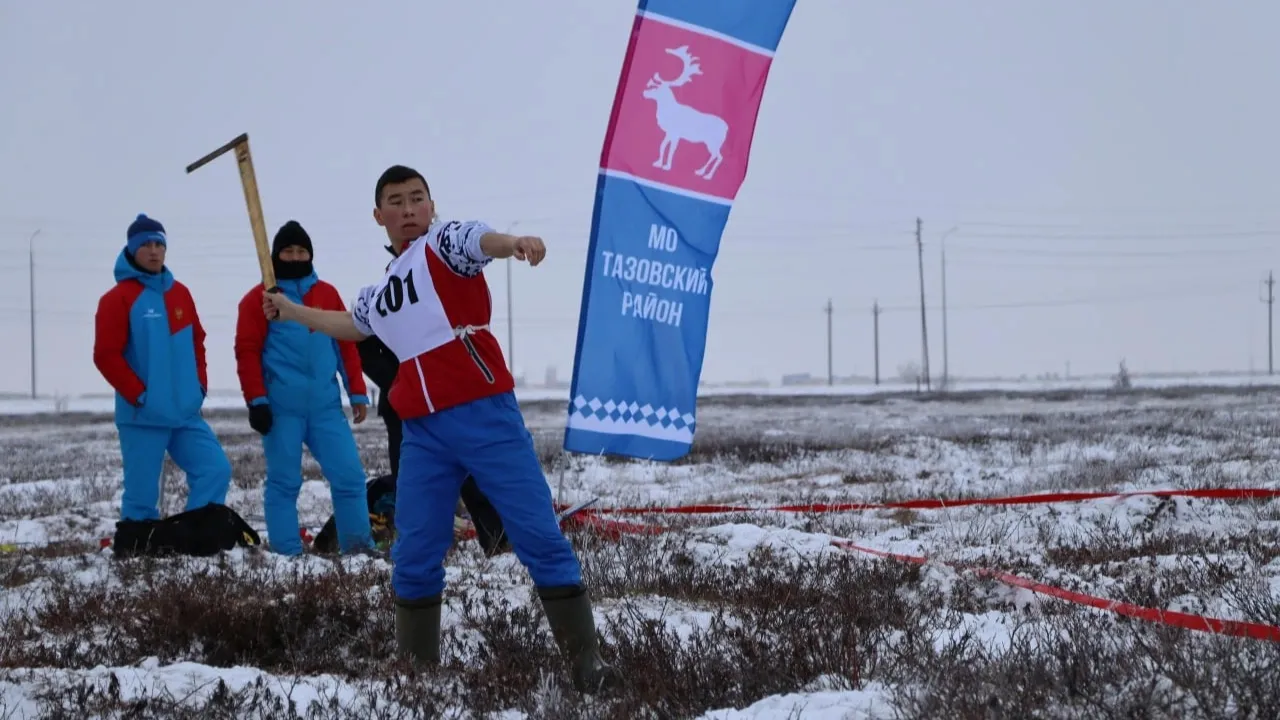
940;225;959;390
1263;271;1275;375
824;298;833;385
28;229;39;399
872;300;881;385
915;218;931;391
941;236;948;391
506;259;514;374
506;221;519;381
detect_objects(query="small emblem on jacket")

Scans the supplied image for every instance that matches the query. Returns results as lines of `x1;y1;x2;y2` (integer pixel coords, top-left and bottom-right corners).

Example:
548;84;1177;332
174;307;184;320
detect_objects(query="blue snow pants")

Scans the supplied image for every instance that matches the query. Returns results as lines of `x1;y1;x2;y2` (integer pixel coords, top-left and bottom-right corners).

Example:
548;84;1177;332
117;416;231;521
262;405;373;556
392;391;582;600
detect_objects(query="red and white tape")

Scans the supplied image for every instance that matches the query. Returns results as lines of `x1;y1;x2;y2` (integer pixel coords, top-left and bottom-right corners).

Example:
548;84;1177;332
538;491;1280;643
588;487;1280;516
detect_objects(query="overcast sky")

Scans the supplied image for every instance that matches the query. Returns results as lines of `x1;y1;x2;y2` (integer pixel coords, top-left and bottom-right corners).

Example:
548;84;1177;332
3;0;1279;397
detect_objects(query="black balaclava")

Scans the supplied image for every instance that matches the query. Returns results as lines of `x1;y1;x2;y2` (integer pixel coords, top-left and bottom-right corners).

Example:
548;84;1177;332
272;220;314;280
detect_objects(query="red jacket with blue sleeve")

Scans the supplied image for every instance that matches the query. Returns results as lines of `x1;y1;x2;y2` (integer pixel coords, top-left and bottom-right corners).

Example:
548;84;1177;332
234;272;368;415
93;249;208;427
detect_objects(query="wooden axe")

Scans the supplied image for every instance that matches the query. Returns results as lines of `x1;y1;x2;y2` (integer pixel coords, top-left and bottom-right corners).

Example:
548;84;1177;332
185;133;277;291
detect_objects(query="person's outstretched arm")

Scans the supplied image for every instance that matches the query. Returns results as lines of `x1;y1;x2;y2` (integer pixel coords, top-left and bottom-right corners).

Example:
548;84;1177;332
262;289;369;341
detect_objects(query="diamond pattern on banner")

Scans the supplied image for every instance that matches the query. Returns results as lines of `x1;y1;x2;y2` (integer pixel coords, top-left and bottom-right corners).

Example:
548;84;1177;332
569;395;698;430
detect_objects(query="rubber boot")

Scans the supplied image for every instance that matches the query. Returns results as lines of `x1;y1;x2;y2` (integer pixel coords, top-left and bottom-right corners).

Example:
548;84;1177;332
538;585;620;694
394;593;442;666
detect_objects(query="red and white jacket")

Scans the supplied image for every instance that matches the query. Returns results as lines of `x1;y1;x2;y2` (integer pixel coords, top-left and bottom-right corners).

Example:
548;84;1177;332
352;219;513;420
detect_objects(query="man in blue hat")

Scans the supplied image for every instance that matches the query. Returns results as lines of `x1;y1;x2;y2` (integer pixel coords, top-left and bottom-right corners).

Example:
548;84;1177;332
93;213;232;526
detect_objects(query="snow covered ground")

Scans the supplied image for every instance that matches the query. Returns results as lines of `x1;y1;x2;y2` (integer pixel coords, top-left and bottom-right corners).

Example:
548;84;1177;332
3;370;1278;416
1;384;1278;718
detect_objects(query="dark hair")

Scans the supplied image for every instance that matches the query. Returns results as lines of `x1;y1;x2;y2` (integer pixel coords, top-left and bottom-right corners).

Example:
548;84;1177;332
375;165;430;207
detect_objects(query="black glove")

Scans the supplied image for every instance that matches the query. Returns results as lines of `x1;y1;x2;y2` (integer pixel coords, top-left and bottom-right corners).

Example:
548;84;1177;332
248;403;273;435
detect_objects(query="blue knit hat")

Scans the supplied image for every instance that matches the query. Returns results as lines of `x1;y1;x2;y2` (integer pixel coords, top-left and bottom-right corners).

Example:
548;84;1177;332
126;213;167;255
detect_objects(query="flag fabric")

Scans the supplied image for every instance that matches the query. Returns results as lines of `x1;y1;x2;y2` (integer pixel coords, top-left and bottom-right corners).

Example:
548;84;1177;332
563;0;797;461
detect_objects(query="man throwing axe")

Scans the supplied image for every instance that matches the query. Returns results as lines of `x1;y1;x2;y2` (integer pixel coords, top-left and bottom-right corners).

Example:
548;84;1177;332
261;165;616;694
358;296;511;557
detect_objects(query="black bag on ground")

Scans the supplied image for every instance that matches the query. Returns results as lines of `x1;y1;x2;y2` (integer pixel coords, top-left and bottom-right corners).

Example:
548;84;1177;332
112;503;261;558
312;473;511;556
313;474;398;555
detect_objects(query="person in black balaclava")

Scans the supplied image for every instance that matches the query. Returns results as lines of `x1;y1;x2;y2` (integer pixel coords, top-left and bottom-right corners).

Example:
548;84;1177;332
233;220;375;556
271;223;315;280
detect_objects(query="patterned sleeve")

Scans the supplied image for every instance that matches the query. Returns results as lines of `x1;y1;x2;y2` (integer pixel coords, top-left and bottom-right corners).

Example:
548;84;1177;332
351;284;377;336
435;220;496;278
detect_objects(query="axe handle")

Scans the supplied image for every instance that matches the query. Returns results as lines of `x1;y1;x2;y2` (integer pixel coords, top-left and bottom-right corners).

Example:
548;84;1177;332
233;142;277;291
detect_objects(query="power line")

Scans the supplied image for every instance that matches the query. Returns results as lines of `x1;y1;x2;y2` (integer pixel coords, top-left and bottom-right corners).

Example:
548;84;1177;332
0;281;1255;316
5;222;1276;274
0;284;1247;327
941;258;1259;271
0;238;922;268
952;229;1280;241
953;219;1280;229
0;217;919;241
876;283;1247;313
7;216;1278;249
0;240;1265;277
943;245;1274;259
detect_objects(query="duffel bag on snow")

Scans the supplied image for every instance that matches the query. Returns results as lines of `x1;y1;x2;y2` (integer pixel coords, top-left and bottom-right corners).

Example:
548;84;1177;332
312;474;397;554
311;474;512;556
112;503;261;557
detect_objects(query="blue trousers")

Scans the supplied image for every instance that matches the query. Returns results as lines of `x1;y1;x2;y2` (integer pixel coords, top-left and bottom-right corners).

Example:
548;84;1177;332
392;392;581;600
117;417;231;521
262;405;373;556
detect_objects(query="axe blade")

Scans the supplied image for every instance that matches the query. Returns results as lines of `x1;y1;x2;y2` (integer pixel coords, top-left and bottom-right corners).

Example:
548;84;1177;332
185;132;249;174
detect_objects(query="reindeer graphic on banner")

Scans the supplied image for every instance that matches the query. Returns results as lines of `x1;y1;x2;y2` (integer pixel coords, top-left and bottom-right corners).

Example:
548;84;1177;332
643;46;730;180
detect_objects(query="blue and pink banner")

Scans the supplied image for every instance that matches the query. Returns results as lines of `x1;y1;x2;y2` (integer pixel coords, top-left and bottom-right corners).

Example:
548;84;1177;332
564;0;796;461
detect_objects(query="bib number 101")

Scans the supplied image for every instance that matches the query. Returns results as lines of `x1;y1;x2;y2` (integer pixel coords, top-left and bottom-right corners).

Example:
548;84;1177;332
375;269;420;317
